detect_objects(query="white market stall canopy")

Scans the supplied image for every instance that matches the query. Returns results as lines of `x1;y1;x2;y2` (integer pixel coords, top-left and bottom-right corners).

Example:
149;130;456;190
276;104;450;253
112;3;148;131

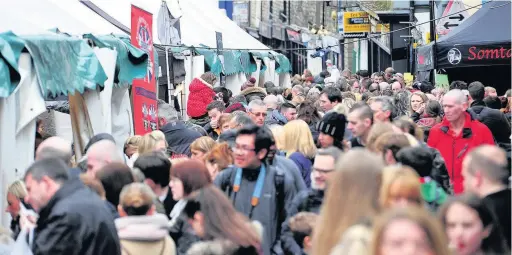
0;0;126;35
87;0;269;50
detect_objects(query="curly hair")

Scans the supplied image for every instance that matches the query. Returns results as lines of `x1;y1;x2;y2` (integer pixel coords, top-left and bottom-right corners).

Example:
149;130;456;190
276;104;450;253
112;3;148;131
200;72;217;85
297;100;321;124
394;90;411;117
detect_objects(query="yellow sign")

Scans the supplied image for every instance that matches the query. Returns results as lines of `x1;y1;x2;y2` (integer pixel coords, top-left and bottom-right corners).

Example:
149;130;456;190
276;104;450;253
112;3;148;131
344;12;370;33
404;73;414;87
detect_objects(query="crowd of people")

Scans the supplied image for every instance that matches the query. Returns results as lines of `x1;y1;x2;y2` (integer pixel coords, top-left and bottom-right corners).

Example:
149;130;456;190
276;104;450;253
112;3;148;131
2;65;511;255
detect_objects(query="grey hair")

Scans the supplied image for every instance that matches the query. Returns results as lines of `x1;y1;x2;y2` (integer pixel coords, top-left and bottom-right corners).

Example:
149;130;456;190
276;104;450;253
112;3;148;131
292;85;304;94
37;147;72;165
445;89;468;104
316;146;343;163
24;158;69;183
373;96;395;113
379;82;390;91
247;99;266;111
157;100;180;122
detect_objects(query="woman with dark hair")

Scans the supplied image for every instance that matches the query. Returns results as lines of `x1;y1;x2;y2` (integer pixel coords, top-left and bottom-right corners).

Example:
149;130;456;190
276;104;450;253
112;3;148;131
297;101;321;143
184;185;263;255
169;159;212;255
439;194;509;255
96;163;134;219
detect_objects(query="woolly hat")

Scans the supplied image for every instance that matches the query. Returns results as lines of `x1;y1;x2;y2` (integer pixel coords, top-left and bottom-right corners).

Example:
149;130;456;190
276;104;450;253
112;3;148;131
316;112;346;140
225;102;246;113
396;146;434;177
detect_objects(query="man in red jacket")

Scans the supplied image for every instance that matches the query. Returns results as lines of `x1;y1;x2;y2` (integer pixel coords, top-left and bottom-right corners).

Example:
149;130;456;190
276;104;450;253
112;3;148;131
427;89;494;194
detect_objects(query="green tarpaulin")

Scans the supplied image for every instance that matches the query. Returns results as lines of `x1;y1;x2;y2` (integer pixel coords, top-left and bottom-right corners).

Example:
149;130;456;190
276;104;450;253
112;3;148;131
84;34;149;87
0;31;24;98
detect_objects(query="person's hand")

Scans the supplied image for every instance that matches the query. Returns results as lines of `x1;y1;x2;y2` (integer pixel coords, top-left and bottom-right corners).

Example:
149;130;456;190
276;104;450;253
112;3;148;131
210;119;218;129
415;103;425;114
19;211;37;231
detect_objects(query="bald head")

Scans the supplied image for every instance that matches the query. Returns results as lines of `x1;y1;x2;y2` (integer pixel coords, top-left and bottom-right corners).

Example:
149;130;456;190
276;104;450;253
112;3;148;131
464;145;508;186
36;136;72;164
444;89;467;104
86;140;124;177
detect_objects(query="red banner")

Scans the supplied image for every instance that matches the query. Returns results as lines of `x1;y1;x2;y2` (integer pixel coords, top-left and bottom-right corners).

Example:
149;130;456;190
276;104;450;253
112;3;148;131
131;5;158;135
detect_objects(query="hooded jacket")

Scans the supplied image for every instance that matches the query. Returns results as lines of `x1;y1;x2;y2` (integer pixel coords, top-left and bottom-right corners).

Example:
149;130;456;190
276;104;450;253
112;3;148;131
468;100;511;144
265;110;288;126
160;121;202;157
240;87;267;102
427;112;494;194
115;214;176;255
187;78;215;118
186;221;263;255
214;164;297;255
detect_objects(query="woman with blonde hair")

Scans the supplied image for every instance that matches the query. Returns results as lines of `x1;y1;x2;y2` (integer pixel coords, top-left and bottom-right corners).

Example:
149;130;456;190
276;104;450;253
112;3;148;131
116;183;176;255
379;166;422;209
269;124;285;151
124;135;142;159
371;206;451;255
409;91;429;121
190;136;216;160
313;149;384;255
203;142;234;180
282;120;317;187
137;130;168;155
6;180;28;239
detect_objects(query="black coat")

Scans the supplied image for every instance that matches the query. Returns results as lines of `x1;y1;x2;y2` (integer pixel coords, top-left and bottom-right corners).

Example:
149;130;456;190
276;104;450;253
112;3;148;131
281;189;324;255
32;179;120;255
160;121;202;157
169;214;201;255
469;101;511;144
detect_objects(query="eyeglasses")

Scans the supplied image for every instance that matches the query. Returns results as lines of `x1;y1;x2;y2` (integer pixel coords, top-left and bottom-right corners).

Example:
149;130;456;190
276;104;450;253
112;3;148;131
312;167;334;174
251;111;267;117
233;144;257;153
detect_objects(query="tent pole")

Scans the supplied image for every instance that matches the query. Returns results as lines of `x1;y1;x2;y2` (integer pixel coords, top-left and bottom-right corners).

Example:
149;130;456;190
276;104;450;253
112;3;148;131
165;46;172;104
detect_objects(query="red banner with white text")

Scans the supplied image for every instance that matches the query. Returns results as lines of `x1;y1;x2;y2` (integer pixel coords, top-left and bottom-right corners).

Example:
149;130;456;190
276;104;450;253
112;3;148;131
131;5;158;135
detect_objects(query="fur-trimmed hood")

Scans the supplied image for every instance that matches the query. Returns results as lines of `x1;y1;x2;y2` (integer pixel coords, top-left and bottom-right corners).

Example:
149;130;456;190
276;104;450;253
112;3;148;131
240;87;267;101
186;221;263;255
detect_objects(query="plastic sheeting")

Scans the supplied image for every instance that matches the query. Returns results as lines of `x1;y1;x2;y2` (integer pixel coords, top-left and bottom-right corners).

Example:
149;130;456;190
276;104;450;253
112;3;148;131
0;53;45;227
21;35;107;97
84;34;148;87
0;32;24;98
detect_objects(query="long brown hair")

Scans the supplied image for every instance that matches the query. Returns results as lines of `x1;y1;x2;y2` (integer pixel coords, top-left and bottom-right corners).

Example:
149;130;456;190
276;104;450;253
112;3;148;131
312;149;384;255
184;185;262;251
371;207;451;255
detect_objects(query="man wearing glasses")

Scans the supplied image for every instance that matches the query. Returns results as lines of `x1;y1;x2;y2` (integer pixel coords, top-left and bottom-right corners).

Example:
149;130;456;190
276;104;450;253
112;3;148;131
280;146;343;254
247;99;268;126
214;125;296;255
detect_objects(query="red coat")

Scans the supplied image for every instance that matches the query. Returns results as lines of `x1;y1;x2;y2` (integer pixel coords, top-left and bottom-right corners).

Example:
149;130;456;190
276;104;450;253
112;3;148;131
187;77;215;118
427;112;494;194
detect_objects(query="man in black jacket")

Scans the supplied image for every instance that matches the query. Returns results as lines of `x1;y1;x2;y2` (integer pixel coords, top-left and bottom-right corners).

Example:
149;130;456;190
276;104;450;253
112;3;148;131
24;158;120;255
158;100;202;158
468;81;511;144
281;147;342;255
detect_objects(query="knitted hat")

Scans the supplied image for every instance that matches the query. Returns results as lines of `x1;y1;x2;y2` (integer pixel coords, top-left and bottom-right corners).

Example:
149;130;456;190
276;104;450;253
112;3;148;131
316;112;346;140
225;102;246;113
396;146;433;177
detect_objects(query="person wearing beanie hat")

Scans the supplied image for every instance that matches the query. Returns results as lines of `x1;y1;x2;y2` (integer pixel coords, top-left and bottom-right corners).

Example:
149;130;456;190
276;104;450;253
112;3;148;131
316;112;346;150
241;77;257;91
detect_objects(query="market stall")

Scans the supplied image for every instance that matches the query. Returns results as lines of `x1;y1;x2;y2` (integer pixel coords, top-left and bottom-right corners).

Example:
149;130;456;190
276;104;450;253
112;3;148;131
416;1;511;94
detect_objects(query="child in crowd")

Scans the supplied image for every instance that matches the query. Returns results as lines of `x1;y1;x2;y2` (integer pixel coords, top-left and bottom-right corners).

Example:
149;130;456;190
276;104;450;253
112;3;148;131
288;212;318;255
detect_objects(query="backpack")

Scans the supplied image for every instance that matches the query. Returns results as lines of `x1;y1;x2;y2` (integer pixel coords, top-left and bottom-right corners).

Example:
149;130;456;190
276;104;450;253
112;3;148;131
222;167;286;233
